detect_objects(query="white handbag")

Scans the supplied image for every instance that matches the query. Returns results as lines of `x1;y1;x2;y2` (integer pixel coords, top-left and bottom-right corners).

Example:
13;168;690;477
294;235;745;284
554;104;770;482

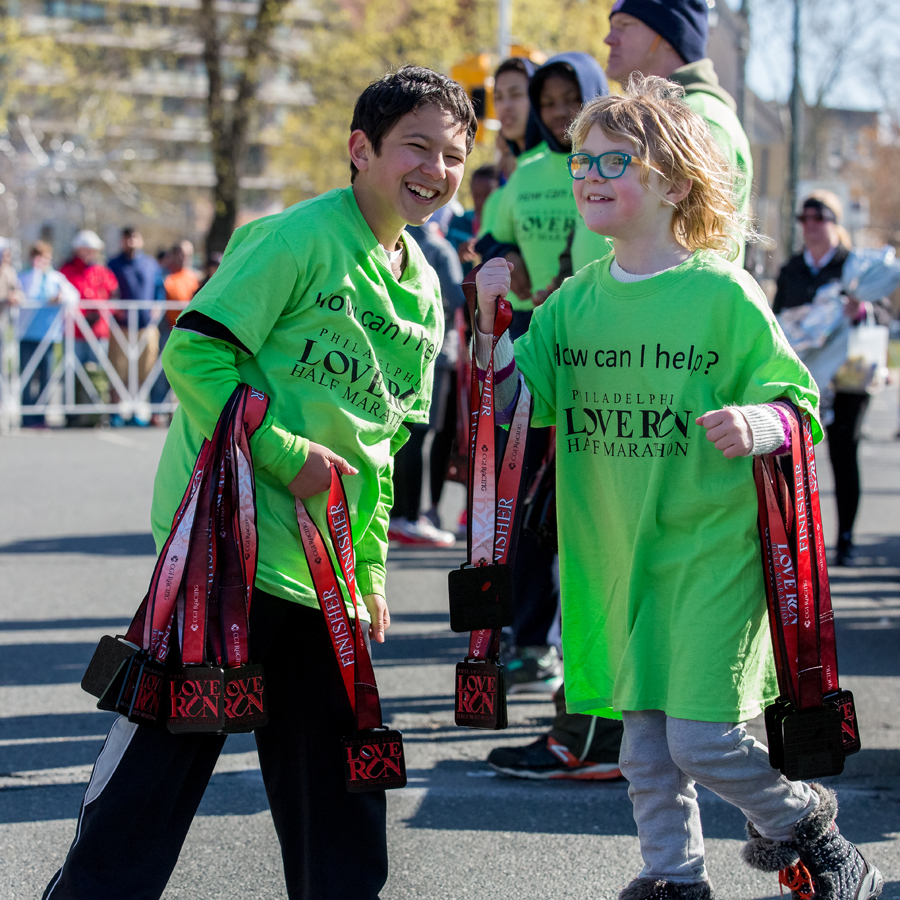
831;309;890;394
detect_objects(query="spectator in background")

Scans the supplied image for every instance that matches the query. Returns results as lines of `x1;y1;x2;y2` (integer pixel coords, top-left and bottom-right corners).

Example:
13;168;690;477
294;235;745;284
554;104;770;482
164;241;201;327
107;227;164;426
493;56;541;170
0;237;23;306
774;192;893;566
60;230;119;426
388;222;465;547
447;164;500;272
16;241;78;427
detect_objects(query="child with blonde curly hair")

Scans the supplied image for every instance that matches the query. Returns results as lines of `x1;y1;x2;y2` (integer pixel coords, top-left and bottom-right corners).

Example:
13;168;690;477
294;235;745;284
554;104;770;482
473;76;881;900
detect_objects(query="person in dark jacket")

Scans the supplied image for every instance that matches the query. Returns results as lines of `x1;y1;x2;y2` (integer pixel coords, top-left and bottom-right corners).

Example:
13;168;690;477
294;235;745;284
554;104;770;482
774;192;892;566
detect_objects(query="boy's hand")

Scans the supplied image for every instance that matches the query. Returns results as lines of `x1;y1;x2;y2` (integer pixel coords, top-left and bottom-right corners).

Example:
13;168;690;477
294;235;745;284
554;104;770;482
476;257;514;334
288;442;358;499
696;408;753;459
504;251;532;300
362;593;390;643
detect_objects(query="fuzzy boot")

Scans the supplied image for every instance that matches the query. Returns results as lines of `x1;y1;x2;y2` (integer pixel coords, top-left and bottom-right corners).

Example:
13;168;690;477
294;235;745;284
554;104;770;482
741;783;883;900
618;878;715;900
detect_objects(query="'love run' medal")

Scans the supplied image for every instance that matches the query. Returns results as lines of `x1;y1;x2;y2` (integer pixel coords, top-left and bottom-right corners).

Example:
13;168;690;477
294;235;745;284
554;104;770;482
81;385;271;735
754;403;860;779
296;467;407;793
450;266;532;730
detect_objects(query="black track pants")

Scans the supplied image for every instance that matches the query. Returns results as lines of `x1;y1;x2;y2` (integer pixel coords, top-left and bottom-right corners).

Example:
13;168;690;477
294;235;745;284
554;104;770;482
43;593;388;900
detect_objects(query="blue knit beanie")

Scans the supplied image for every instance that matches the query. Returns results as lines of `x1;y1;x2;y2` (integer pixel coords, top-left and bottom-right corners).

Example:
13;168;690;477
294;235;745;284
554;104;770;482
610;0;709;64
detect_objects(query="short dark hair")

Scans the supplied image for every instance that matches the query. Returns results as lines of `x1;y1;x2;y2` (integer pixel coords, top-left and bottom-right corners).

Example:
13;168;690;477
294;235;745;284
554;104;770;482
494;57;531;82
349;65;477;182
472;164;499;183
122;226;139;238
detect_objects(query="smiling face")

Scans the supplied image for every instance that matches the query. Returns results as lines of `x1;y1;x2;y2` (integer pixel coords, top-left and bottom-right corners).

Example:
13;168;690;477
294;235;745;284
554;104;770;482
494;69;531;147
538;72;583;150
572;125;675;241
350;103;468;246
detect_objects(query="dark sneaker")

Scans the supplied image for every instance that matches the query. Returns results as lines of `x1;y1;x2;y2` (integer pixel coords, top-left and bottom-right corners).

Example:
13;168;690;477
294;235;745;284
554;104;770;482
619;878;715;900
488;734;623;781
742;783;883;900
504;645;563;695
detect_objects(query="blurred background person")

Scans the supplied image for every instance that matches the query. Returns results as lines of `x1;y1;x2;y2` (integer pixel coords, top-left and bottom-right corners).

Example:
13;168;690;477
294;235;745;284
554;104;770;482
199;251;223;291
60;230;119;427
16;241;78;427
107;227;163;426
448;164;500;273
774;192;893;566
0;237;23;306
388;219;462;547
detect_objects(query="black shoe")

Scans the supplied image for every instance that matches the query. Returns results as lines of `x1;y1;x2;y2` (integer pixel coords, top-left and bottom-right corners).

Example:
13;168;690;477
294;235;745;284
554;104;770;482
742;783;883;900
619;878;714;900
487;734;623;781
836;532;855;567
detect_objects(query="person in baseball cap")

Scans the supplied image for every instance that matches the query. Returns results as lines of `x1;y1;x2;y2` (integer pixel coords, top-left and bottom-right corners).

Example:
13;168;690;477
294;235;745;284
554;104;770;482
71;229;105;251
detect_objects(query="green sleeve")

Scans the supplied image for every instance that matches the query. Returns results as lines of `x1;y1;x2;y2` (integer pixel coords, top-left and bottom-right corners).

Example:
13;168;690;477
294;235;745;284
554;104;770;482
354;426;409;597
162;327;310;485
512;292;560;427
485;179;517;244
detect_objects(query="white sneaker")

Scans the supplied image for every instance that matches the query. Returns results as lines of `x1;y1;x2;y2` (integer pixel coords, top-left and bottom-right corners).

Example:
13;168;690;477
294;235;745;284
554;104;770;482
388;516;455;546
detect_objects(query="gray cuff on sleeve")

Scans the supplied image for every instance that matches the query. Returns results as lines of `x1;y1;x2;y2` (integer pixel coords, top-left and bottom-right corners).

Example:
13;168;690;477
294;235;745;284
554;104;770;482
472;327;514;371
737;404;786;456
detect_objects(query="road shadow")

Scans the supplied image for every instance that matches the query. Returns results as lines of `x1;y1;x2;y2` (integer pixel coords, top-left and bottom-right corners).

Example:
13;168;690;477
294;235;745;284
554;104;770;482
370;630;467;667
387;546;462;571
0;617;131;632
0;533;156;556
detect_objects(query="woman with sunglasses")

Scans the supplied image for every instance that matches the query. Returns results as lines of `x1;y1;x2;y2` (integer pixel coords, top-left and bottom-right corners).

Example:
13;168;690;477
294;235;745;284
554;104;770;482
774;191;892;566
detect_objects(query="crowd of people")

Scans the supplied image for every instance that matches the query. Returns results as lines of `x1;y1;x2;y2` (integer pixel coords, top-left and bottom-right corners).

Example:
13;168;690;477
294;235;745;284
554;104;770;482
20;2;890;900
1;228;221;427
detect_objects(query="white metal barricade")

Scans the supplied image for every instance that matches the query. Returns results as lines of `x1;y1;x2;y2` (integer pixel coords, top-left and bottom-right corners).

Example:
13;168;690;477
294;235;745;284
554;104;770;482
0;300;186;432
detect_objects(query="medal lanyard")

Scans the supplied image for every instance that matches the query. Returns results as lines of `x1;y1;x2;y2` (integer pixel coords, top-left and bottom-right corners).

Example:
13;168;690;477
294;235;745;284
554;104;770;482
295;467;383;731
461;269;532;662
124;386;268;667
755;402;839;710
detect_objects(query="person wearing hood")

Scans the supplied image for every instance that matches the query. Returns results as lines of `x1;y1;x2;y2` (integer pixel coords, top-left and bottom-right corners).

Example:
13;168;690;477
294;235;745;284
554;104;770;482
570;0;752;271
479;52;609;326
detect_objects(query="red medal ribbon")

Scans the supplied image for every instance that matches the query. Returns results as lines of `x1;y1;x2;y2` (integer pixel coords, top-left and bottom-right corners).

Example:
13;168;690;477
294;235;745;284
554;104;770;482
295;467;383;731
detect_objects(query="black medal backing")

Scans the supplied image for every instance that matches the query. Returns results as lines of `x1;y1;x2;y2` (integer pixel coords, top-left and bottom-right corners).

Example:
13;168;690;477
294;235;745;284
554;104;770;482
82;635;139;707
455;659;507;729
342;728;407;792
448;562;513;633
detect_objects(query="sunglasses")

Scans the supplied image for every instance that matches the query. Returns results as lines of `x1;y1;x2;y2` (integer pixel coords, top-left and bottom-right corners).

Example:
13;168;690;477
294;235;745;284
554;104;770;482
796;212;834;224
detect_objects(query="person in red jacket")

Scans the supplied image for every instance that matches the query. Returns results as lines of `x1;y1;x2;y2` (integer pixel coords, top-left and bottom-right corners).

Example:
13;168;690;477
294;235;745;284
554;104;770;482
59;230;119;425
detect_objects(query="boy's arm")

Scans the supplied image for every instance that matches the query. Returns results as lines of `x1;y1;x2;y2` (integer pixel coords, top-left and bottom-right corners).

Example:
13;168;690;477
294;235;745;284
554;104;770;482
163;326;310;484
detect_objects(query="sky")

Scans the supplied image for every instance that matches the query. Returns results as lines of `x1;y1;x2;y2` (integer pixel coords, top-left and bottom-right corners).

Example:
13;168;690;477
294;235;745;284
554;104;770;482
724;0;900;113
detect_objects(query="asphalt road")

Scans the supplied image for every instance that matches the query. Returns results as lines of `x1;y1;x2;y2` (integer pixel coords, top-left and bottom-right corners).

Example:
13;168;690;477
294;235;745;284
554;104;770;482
1;391;898;900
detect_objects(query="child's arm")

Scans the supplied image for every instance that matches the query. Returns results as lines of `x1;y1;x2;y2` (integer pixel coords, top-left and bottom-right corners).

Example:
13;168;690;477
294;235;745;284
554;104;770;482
696;404;790;459
473;258;521;423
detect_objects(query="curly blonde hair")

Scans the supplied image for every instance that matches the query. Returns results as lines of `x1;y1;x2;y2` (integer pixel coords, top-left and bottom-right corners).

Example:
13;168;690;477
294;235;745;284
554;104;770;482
569;74;749;261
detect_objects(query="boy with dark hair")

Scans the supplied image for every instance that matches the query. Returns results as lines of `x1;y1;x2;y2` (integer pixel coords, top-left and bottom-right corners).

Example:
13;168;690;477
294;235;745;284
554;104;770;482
42;65;475;900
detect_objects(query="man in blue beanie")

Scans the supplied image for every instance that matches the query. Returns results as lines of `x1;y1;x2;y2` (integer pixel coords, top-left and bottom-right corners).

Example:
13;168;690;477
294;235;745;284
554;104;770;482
603;0;752;263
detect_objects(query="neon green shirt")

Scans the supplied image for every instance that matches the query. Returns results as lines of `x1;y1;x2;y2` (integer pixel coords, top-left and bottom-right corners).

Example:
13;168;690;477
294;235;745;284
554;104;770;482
151;187;443;611
489;146;580;298
514;252;820;721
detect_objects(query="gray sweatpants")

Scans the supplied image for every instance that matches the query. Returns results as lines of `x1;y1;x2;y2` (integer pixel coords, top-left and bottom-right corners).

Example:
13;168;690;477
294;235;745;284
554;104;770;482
619;710;818;884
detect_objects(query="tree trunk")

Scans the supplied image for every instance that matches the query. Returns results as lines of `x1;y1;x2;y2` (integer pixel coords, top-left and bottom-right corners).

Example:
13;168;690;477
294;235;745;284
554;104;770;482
201;0;292;255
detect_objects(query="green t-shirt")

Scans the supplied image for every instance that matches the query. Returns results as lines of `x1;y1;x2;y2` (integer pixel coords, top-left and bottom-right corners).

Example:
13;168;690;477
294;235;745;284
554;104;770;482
571;225;614;275
151;186;443;611
514;252;820;722
479;186;530;313
489;146;580;298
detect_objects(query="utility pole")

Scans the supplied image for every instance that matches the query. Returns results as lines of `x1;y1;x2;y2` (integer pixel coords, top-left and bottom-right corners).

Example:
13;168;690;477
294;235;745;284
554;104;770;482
787;0;802;253
498;0;511;61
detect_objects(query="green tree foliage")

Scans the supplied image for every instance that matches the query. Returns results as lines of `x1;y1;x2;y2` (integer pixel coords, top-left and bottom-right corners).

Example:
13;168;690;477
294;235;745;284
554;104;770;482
276;0;614;204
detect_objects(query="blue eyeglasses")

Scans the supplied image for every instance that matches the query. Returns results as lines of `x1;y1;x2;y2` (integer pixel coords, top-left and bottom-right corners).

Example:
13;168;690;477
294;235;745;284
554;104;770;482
567;151;634;180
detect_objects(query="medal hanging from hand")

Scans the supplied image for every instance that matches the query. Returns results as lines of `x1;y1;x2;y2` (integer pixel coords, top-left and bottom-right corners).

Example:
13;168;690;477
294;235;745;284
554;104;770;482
754;402;859;780
296;467;407;793
82;385;270;734
448;266;532;730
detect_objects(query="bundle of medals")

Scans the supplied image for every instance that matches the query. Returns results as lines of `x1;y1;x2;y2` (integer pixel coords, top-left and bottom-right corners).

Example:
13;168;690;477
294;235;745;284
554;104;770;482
82;384;270;734
447;269;532;730
295;466;407;792
754;401;861;780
